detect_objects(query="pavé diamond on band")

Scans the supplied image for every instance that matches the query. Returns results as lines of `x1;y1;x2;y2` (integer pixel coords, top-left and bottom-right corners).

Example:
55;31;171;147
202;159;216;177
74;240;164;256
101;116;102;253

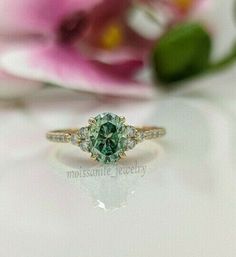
46;112;166;164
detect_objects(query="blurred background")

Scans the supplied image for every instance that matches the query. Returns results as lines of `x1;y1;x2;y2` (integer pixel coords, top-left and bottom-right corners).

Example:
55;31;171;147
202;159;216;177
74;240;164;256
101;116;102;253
1;0;236;257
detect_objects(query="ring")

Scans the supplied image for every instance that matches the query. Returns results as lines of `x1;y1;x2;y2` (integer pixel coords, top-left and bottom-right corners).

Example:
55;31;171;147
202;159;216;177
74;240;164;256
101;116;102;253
46;112;166;164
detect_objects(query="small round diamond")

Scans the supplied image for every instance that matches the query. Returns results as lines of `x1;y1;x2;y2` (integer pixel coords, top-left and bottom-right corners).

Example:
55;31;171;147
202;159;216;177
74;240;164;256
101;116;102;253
79;140;90;152
126;139;136;150
126;126;137;138
79;127;89;139
71;133;80;145
136;131;145;142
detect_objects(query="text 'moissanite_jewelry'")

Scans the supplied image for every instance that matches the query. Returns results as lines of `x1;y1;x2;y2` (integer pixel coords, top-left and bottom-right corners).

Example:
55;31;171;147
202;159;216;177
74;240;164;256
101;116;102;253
46;112;166;164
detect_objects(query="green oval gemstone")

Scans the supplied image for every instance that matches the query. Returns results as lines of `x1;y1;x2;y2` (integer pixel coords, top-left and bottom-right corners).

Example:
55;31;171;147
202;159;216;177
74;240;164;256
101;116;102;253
89;113;127;164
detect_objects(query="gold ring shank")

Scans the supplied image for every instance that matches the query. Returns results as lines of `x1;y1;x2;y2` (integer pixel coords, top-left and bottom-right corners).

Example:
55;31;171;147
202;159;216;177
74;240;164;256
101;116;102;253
46;129;77;143
136;126;166;140
46;126;166;143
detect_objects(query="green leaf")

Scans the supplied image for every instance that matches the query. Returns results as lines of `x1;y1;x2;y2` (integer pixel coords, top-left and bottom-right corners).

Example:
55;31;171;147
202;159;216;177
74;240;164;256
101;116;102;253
152;22;212;85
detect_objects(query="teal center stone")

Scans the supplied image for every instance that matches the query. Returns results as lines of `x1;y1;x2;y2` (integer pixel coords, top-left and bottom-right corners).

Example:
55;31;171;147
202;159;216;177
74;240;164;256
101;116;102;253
89;113;127;164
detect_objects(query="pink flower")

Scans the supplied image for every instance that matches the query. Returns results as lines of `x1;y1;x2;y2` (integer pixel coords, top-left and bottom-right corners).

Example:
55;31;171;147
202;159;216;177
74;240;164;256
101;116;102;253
139;0;208;24
0;39;42;98
0;0;154;98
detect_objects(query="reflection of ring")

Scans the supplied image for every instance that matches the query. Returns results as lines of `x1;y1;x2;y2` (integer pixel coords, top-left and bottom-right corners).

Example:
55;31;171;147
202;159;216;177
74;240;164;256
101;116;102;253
46;112;166;164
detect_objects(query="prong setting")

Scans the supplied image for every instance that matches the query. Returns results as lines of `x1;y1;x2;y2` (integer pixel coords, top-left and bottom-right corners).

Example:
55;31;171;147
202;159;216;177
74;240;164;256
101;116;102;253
70;113;140;164
88;117;96;125
120;116;126;124
119;152;127;159
91;154;98;160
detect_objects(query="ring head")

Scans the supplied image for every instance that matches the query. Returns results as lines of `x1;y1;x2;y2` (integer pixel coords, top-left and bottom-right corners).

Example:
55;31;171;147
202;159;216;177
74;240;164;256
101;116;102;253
47;113;166;163
78;112;137;164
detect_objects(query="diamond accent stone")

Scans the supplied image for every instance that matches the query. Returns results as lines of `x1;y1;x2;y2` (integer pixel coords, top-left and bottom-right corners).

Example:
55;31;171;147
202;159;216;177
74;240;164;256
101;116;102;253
126;139;136;150
79;127;89;139
79;140;90;152
136;131;145;142
126;125;137;138
71;133;80;145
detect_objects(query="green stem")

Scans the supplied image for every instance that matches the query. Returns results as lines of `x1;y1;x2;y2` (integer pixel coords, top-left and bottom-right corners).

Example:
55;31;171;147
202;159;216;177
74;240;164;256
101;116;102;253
208;41;236;72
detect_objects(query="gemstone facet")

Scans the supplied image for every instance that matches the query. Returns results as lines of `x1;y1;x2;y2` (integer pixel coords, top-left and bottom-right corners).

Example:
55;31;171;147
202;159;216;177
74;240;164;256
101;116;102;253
89;113;128;164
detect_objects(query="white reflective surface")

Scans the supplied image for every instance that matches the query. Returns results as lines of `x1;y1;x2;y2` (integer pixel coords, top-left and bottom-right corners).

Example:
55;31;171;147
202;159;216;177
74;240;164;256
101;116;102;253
1;74;236;256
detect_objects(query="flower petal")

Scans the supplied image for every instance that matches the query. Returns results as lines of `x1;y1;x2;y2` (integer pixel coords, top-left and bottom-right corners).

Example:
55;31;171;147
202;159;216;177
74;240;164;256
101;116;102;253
140;0;208;22
0;38;42;98
0;44;154;98
0;71;42;99
0;0;103;35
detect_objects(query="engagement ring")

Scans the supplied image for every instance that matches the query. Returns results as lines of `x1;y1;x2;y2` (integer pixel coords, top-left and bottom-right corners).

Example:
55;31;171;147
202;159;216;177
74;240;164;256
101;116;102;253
46;112;166;164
